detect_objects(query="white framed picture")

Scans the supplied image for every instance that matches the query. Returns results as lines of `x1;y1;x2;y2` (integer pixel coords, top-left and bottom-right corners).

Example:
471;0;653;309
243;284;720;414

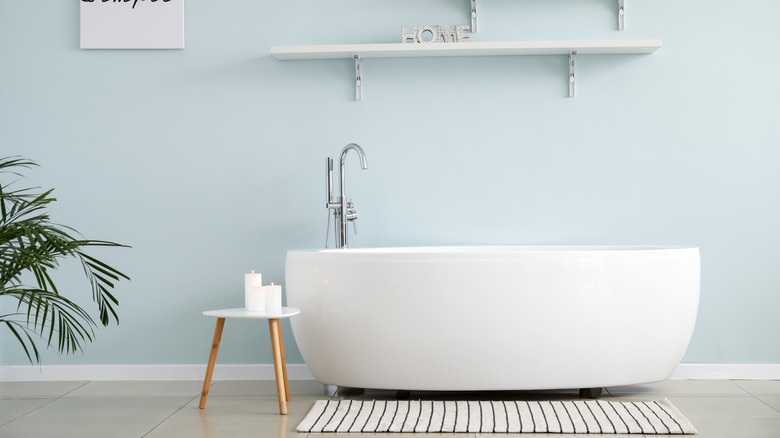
80;0;185;49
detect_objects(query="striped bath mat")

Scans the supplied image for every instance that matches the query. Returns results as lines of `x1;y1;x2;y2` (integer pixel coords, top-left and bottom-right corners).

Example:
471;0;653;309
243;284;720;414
297;399;697;434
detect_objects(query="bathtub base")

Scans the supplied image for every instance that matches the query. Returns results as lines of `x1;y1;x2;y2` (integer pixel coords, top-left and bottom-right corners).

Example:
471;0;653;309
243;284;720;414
334;385;607;399
579;387;603;399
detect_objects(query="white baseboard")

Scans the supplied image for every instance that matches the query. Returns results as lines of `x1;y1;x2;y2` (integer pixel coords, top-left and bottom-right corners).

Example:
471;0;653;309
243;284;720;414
1;363;778;382
0;364;314;382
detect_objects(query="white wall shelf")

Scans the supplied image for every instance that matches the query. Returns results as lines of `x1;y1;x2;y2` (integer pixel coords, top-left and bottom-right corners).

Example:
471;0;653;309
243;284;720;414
270;39;662;100
270;40;661;60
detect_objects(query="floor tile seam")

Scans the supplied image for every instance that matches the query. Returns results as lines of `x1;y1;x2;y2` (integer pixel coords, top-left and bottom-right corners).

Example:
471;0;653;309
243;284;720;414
64;380;92;395
729;379;760;396
0;396;59;430
0;382;88;429
742;389;780;416
0;380;92;401
733;380;780;397
49;380;94;400
140;393;201;438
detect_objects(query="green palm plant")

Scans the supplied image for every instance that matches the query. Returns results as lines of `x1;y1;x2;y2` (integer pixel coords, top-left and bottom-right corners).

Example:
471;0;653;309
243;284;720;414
0;156;130;364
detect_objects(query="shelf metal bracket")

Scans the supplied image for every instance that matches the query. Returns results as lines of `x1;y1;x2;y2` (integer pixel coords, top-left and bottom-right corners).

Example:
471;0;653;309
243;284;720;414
569;51;577;97
353;54;362;101
618;0;625;30
471;0;478;33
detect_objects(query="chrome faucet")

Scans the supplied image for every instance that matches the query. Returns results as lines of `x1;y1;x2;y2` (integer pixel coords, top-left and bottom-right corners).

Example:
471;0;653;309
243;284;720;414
326;143;368;248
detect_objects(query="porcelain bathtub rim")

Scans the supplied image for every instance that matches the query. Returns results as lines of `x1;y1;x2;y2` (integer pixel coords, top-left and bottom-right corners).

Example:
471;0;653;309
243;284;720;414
288;245;699;259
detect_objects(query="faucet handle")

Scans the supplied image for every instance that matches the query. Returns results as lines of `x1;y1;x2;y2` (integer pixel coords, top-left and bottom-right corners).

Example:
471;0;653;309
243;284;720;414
345;207;358;235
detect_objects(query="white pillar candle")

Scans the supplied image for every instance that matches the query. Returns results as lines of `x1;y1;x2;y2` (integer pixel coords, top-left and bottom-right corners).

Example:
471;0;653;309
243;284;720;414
245;271;265;313
265;282;282;314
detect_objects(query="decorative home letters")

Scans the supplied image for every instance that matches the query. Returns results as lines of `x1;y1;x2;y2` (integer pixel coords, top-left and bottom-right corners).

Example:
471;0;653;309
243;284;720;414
402;25;471;43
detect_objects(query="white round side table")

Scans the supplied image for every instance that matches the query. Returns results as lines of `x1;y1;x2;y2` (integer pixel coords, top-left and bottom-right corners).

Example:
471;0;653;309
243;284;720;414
199;307;300;415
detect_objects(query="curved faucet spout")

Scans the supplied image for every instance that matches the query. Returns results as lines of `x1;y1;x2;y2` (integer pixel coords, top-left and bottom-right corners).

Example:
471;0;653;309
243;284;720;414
340;143;368;170
339;143;368;204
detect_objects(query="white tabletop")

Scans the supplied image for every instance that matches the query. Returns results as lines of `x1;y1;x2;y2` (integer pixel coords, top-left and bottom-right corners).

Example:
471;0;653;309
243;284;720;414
203;307;300;319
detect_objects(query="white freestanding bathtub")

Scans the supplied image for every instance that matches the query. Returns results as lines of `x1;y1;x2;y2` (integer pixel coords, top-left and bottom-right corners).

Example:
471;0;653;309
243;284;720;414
285;246;700;392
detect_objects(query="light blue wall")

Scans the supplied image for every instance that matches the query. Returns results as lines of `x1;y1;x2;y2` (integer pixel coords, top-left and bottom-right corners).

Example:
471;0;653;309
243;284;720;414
1;0;779;366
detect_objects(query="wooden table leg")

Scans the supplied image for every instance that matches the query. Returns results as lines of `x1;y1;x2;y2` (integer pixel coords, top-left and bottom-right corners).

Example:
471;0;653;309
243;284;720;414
279;323;290;401
199;317;225;409
268;318;289;414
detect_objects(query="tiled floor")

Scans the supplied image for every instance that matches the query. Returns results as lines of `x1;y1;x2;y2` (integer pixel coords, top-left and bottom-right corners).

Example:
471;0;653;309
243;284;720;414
0;379;778;437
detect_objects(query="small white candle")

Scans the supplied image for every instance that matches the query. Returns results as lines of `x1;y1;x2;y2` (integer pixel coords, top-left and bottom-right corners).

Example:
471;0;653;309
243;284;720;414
265;282;282;314
245;271;265;313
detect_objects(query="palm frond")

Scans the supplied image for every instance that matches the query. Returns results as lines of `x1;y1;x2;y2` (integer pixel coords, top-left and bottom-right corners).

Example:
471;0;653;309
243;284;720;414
2;287;96;355
0;156;130;364
1;317;41;364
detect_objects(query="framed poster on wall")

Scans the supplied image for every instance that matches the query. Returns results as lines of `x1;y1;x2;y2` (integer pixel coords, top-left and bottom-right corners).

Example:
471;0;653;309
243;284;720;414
80;0;185;49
